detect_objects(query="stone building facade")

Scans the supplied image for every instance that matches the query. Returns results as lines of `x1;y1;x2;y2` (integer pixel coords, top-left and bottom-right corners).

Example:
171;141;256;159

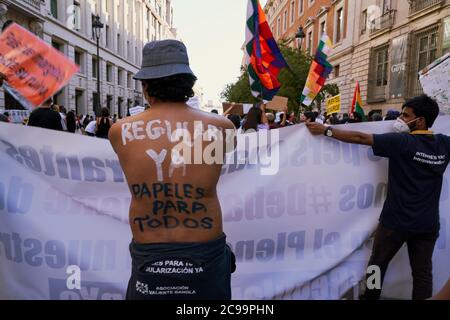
0;0;177;116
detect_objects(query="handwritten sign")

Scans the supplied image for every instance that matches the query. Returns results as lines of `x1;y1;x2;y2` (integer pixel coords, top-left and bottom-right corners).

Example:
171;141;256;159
419;52;450;114
0;23;78;108
266;95;288;111
326;94;341;114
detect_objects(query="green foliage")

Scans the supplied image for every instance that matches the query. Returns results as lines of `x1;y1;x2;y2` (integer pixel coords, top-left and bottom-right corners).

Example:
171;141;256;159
221;41;339;114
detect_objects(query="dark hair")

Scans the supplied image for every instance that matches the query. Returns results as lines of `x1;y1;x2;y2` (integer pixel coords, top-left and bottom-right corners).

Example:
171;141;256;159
228;114;241;129
303;111;316;122
142;73;197;102
66;111;76;133
353;112;363;122
41;97;53;107
402;94;439;128
2;20;14;32
371;113;383;122
330;114;340;125
100;107;110;118
243;106;262;131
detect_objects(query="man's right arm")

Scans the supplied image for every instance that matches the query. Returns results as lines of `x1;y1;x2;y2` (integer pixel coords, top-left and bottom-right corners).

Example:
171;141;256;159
306;122;373;146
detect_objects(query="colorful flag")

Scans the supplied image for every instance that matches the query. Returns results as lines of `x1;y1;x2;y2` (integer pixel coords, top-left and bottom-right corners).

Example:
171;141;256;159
300;34;333;107
0;23;78;109
350;81;367;121
245;0;287;102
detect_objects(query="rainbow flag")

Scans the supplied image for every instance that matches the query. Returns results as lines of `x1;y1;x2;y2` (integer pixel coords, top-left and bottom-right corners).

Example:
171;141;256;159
245;0;287;102
300;34;333;106
350;81;367;121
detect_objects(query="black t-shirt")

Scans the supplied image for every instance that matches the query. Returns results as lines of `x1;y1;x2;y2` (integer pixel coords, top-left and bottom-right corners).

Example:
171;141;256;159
27;108;63;131
373;132;450;233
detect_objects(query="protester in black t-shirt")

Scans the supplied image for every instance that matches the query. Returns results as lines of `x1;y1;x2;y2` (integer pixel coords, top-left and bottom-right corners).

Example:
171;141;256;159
306;94;450;300
27;98;63;131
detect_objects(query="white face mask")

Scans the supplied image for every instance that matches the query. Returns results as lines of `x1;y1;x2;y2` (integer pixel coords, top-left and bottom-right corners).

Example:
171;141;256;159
393;118;419;133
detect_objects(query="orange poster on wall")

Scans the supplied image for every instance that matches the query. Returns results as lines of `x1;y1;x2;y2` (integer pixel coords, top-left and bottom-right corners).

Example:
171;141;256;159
0;23;78;108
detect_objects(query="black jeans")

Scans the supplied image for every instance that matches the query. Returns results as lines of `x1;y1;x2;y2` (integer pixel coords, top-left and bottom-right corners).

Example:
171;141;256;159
361;223;439;300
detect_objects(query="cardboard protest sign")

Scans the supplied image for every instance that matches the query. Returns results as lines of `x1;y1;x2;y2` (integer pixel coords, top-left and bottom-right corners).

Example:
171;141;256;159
326;94;341;114
222;102;243;115
0;23;79;109
222;103;254;115
266;95;288;111
419;52;450;114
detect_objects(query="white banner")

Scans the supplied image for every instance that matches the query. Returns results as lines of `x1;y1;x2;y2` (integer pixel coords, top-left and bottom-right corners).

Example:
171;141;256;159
0;118;449;300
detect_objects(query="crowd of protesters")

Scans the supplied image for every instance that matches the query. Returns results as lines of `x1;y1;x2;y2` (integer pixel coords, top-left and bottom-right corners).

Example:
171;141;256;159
0;99;121;139
218;102;402;132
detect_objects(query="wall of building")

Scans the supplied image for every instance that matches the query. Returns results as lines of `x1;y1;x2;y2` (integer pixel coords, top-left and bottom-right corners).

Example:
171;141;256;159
0;0;176;117
265;0;450;115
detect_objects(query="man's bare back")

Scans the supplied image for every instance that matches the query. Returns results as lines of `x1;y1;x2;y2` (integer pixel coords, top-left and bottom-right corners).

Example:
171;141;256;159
109;102;235;244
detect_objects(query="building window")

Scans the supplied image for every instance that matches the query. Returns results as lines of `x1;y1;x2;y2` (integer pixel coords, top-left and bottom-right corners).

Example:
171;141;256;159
73;1;81;30
336;8;344;43
106;64;113;82
117;34;121;55
51;40;63;53
307;30;313;55
118;69;123;86
107;95;113;112
135;47;138;65
51;0;58;19
147;10;151;41
444;17;450;54
409;25;440;96
368;45;389;102
75;90;84;115
283;10;288;31
75;49;84;74
382;0;391;14
92;57;98;79
361;9;367;34
105;25;110;48
334;65;340;78
376;48;389;87
298;0;304;15
93;92;99;111
290;1;295;24
128;73;133;89
277;17;281;37
320;21;326;40
91;14;96;30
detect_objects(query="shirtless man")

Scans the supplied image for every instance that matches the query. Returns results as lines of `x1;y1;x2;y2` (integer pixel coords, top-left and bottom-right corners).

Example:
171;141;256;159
108;40;236;300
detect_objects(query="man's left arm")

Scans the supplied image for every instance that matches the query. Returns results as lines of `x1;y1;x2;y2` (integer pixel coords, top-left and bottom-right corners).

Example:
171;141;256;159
306;122;373;146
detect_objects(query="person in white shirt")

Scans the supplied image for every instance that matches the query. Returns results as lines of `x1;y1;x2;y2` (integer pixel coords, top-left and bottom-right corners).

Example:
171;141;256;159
84;120;97;137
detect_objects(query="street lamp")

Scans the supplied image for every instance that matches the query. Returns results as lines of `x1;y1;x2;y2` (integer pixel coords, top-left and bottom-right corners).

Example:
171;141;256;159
295;25;306;50
92;15;103;116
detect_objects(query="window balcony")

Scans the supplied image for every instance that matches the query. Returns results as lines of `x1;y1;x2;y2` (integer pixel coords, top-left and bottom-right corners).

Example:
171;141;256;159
20;0;42;11
369;9;396;35
409;0;444;15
